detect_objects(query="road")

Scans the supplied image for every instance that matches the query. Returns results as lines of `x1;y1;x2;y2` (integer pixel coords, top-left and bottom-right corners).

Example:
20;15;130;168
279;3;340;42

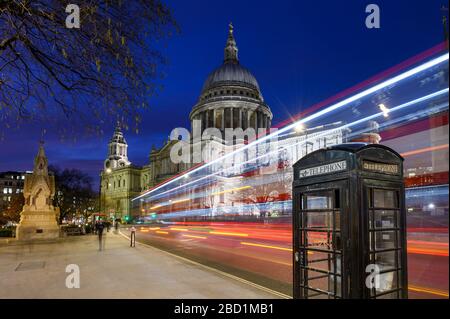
123;222;449;299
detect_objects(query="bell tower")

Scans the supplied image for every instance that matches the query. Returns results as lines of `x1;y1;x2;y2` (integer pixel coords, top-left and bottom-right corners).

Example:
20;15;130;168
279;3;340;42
104;122;131;170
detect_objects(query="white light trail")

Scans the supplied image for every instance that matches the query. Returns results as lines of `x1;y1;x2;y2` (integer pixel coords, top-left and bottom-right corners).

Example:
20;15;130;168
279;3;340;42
133;53;449;201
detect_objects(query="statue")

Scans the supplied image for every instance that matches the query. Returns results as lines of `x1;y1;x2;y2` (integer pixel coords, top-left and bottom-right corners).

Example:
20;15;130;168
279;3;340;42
16;142;60;241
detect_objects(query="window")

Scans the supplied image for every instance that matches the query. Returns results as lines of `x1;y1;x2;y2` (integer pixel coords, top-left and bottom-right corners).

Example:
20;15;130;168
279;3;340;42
208;110;214;127
224;108;231;128
215;110;222;129
233;109;240;128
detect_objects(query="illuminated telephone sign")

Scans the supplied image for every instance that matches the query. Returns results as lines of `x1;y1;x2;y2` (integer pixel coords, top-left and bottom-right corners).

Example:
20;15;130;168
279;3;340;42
292;143;408;299
362;161;399;175
298;160;347;178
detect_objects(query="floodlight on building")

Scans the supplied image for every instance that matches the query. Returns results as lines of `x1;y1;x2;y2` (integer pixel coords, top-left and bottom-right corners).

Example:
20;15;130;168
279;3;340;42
379;104;390;117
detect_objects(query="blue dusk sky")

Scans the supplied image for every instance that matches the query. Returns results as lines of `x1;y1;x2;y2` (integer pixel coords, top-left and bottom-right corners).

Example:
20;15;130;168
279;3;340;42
0;0;447;187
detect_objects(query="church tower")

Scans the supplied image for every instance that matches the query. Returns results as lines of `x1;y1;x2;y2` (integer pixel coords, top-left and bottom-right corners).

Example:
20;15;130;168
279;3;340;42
104;122;131;170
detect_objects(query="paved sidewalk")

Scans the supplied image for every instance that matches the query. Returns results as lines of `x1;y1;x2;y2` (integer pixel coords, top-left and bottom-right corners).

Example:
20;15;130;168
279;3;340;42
0;231;279;299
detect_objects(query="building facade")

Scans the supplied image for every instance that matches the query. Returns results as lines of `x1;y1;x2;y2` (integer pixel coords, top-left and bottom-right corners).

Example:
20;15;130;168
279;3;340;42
0;171;28;212
99;24;348;220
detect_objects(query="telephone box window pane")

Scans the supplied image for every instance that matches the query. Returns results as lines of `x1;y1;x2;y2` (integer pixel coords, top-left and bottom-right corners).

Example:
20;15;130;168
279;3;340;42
303;192;333;209
372;251;397;271
305;231;334;251
374;231;396;250
304;269;339;298
306;211;333;228
370;210;397;229
376;271;398;295
306;251;341;274
373;189;398;208
306;269;329;291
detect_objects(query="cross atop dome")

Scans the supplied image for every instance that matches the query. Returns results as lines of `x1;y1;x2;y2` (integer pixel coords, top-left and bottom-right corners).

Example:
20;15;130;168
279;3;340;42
224;22;239;64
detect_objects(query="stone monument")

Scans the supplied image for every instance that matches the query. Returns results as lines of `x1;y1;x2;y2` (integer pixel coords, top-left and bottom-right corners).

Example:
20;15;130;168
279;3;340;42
16;142;60;241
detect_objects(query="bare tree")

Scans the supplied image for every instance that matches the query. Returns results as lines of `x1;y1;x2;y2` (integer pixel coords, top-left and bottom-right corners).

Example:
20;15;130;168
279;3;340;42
49;165;97;223
0;0;178;136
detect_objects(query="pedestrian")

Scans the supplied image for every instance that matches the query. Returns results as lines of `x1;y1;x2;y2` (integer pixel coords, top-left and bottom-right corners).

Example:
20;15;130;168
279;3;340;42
114;220;119;233
130;226;136;247
97;221;105;251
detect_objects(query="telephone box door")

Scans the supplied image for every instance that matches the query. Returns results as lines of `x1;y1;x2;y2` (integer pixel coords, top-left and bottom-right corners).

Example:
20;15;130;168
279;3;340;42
294;180;348;299
362;179;407;299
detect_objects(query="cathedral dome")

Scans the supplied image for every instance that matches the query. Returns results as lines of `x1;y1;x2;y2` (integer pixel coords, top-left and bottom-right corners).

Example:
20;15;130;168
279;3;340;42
201;63;261;94
190;23;273;134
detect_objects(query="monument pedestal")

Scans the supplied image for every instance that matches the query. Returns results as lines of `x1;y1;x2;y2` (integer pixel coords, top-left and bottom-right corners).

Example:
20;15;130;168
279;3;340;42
16;209;60;241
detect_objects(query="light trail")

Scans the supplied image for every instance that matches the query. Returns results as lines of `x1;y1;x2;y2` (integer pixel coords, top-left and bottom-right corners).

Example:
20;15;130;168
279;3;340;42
211;185;252;196
170;227;189;232
209;231;249;237
146;185;254;211
182;234;207;240
408;285;449;297
407;247;448;257
171;198;191;204
132;53;449;202
135;88;448;204
156;231;169;235
401;144;449;157
241;242;292;252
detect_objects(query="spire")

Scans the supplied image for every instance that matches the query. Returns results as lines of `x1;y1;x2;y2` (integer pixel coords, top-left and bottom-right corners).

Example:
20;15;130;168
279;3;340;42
34;141;49;176
224;22;239;64
115;120;122;133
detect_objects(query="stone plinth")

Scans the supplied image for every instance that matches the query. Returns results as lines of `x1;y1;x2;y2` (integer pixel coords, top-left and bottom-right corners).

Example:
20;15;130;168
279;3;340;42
16;209;60;241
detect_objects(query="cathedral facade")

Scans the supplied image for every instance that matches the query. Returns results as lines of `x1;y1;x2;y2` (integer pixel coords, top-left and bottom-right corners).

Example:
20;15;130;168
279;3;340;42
100;24;347;220
100;24;274;219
